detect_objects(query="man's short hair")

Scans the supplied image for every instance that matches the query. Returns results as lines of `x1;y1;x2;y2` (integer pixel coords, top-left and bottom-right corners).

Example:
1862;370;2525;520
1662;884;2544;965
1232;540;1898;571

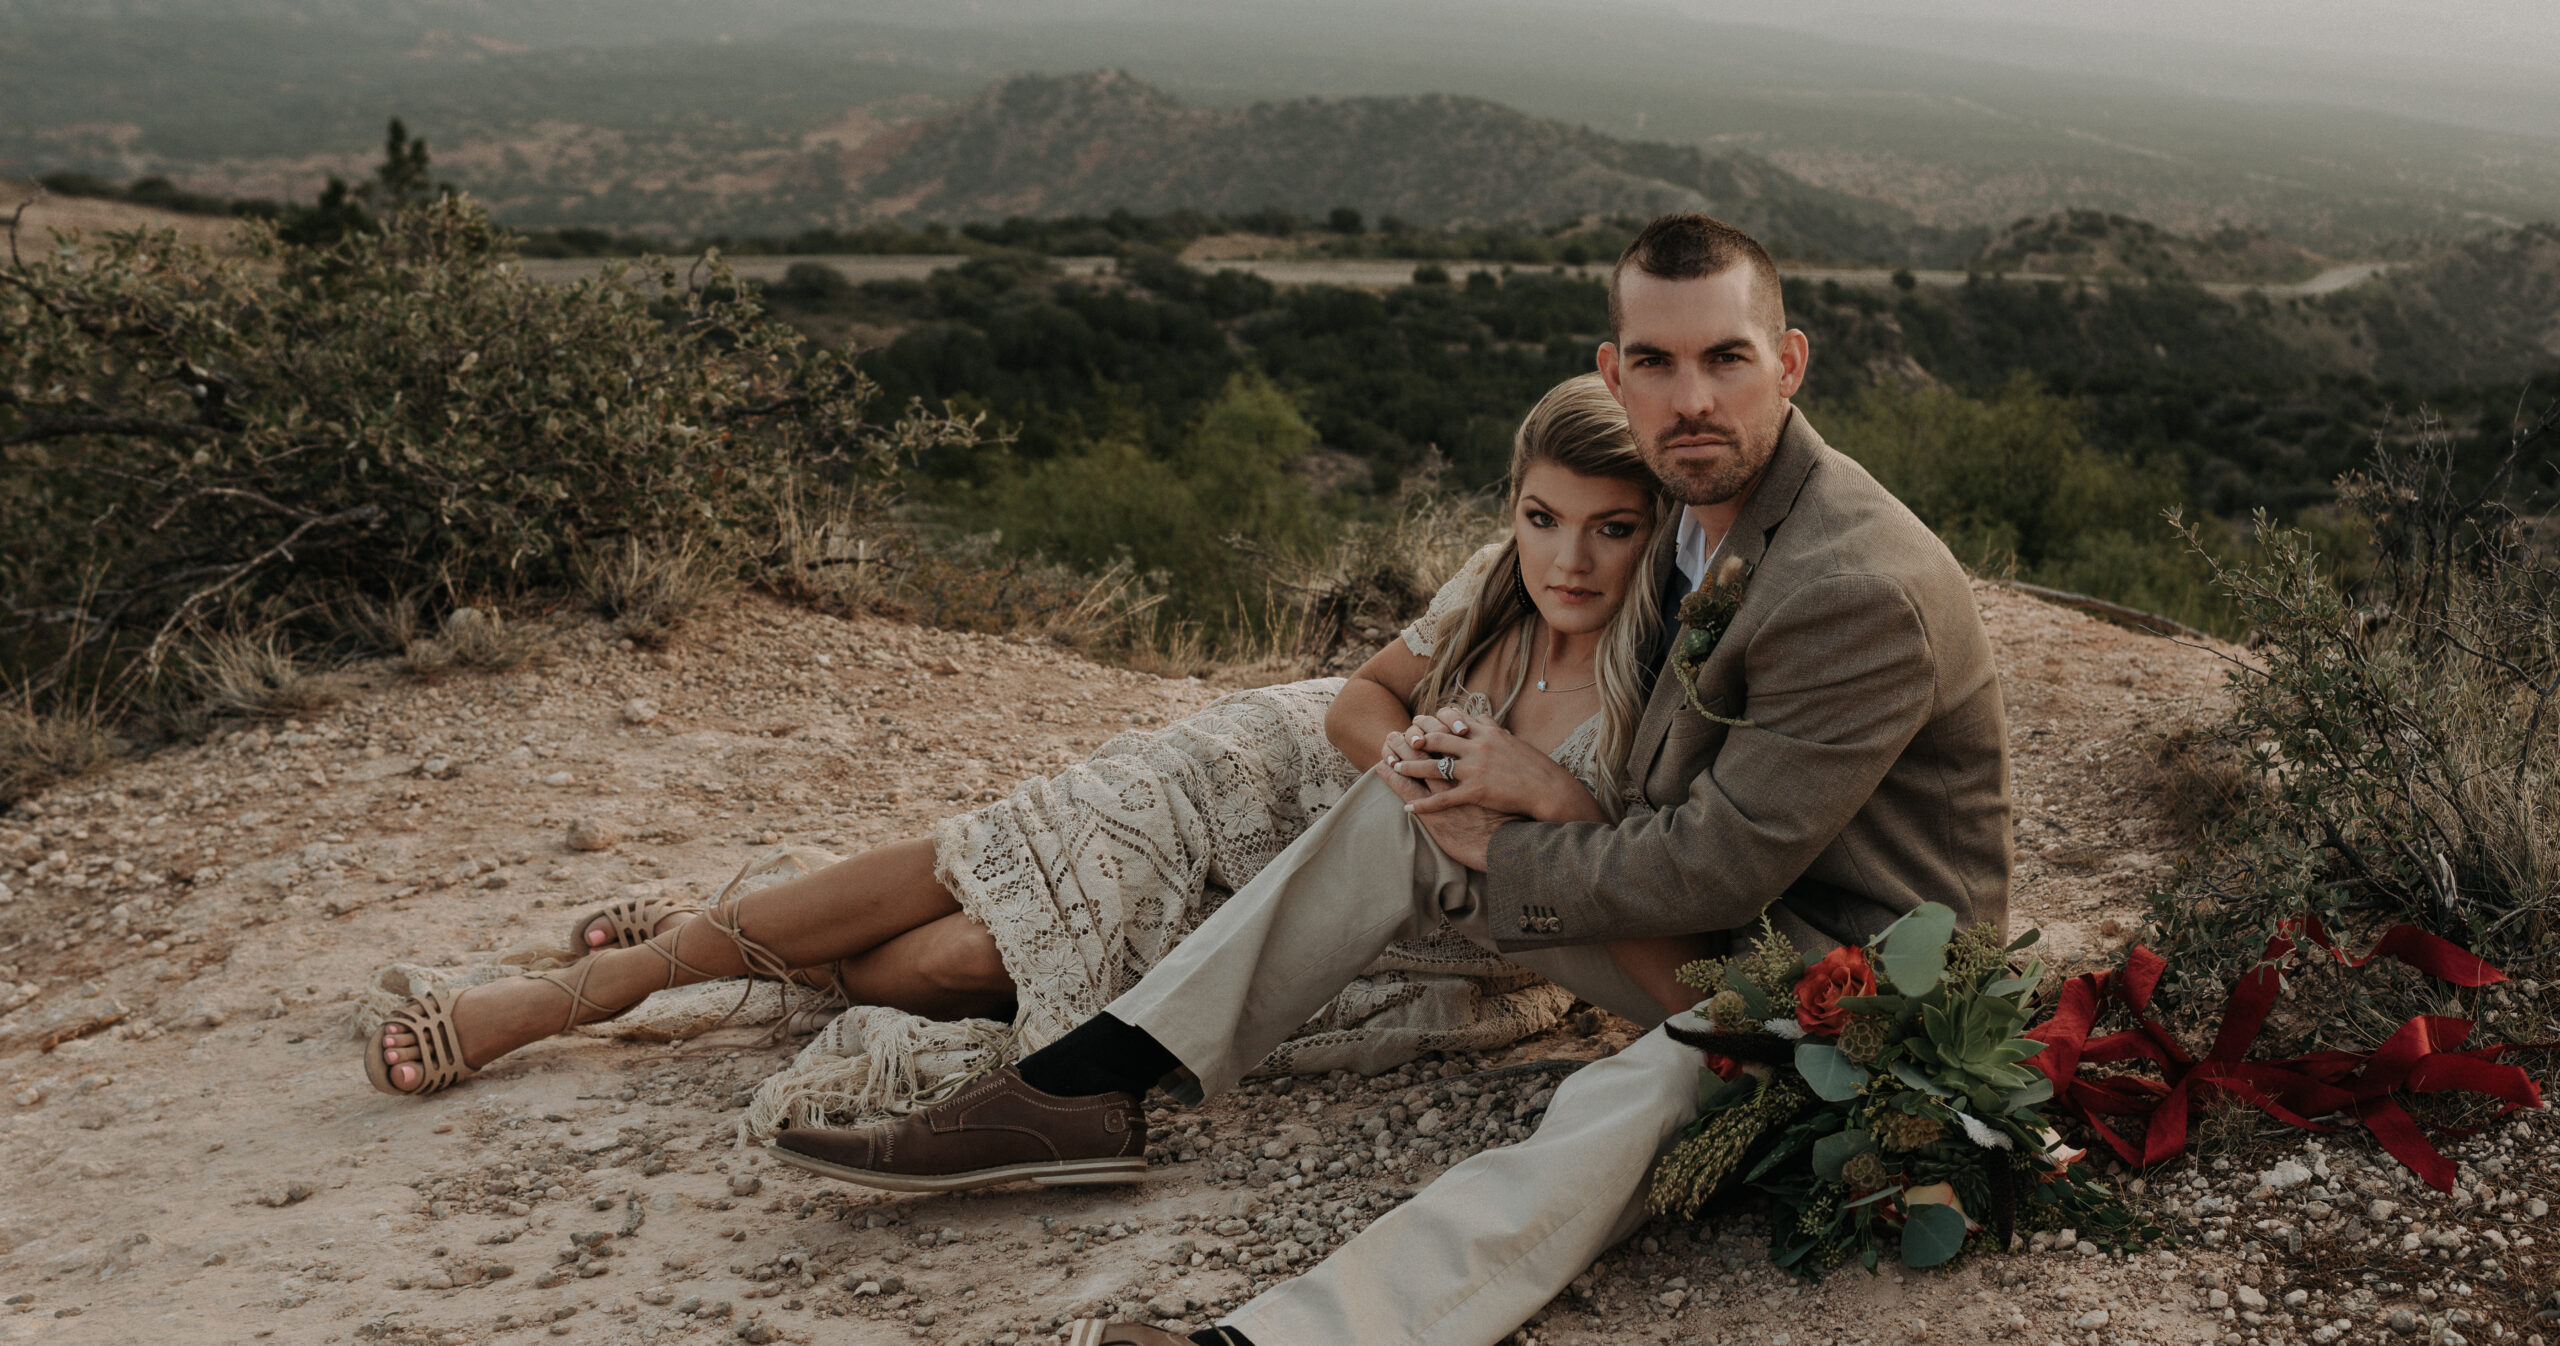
1607;213;1786;340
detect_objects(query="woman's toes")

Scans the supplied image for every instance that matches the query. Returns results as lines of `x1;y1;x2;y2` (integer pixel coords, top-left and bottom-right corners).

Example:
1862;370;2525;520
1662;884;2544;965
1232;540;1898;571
391;1060;420;1091
585;923;612;948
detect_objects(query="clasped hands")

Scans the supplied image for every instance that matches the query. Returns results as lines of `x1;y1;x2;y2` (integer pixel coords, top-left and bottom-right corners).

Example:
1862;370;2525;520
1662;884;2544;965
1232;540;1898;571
1375;709;1607;870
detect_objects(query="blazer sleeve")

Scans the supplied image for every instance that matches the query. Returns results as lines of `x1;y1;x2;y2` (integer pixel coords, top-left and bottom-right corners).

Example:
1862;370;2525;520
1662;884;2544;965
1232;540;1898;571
1482;570;1939;948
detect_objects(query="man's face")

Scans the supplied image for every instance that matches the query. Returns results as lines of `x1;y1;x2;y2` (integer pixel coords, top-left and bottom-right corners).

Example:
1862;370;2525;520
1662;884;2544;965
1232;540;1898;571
1596;267;1809;508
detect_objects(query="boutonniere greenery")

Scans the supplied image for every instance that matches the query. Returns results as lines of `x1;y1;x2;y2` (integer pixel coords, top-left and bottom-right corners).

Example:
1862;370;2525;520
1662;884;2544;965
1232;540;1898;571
1671;552;1753;728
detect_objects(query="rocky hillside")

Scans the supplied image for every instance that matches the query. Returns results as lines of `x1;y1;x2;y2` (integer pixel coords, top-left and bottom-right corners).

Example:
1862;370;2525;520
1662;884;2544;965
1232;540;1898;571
3;582;2552;1344
1972;209;2327;284
828;72;1930;261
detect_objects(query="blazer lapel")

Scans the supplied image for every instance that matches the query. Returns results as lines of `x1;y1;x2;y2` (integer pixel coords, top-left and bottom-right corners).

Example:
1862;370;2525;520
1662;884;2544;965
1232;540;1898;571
1625;409;1827;778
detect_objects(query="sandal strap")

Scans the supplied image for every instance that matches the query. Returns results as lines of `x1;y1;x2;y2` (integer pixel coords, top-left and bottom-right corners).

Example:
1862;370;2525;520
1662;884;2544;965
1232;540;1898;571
568;895;701;958
521;962;626;1036
374;988;475;1096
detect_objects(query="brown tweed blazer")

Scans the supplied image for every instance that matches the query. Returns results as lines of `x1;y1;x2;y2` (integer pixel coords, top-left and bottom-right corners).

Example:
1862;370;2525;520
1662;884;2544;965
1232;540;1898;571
1483;408;2011;956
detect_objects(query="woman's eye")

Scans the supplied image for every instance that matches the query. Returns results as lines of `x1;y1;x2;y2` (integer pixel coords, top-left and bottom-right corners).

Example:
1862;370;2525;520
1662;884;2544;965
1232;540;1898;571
1600;523;1634;538
1525;511;1556;528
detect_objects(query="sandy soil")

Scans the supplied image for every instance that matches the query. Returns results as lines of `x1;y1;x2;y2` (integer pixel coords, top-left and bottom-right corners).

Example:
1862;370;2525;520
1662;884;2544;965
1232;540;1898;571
1;584;2547;1346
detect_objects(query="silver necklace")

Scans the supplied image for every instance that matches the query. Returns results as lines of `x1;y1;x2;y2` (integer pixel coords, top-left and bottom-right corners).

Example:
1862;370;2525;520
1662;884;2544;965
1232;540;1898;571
1535;638;1597;694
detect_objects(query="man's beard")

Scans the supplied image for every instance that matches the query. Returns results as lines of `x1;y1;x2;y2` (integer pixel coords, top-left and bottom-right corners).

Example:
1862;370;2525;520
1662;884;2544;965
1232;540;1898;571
1639;409;1781;507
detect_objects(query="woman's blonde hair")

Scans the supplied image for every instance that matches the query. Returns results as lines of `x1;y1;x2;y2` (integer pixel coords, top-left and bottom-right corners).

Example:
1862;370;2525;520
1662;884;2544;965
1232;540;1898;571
1409;373;1672;815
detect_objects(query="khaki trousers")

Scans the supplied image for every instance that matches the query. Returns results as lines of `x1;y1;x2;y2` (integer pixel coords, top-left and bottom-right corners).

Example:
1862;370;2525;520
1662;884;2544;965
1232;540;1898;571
1105;774;1706;1346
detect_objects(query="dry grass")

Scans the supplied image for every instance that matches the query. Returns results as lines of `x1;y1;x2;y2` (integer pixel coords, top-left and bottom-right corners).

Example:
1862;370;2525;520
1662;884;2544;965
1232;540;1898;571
397;607;548;678
580;536;732;648
186;630;347;719
0;697;121;806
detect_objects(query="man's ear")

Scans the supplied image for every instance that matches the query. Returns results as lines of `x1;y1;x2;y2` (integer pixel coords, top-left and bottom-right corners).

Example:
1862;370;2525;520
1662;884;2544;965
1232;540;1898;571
1776;328;1810;398
1596;342;1624;400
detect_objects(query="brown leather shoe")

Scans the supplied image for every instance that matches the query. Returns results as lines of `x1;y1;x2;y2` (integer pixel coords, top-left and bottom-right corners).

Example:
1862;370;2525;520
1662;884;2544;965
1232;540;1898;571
1065;1322;1200;1346
765;1066;1146;1192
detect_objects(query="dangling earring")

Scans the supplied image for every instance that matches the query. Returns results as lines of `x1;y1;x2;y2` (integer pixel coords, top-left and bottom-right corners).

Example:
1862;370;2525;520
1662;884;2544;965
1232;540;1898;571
1513;558;1534;609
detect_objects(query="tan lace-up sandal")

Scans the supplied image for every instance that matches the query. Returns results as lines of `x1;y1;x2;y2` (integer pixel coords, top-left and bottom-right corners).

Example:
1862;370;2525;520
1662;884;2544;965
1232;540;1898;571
564;894;702;960
367;934;728;1098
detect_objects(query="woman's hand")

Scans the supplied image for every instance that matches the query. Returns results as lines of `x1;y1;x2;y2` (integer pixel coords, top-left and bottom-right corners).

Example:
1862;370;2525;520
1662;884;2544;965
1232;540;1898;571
1386;709;1608;824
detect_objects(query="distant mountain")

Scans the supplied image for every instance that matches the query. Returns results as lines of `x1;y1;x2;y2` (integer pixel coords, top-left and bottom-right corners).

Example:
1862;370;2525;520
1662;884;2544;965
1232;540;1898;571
826;72;1943;263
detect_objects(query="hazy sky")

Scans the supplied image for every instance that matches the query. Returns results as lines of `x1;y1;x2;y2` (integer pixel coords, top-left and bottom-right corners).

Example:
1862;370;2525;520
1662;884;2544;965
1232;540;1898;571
1719;0;2555;76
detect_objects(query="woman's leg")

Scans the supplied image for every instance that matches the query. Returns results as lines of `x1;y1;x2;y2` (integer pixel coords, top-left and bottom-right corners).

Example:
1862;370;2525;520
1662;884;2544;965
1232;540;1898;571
378;839;994;1091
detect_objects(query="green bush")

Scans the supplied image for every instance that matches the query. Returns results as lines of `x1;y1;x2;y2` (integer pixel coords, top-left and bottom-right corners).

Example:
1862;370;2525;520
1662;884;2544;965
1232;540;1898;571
934;372;1328;633
0;197;978;697
1816;378;2227;631
2146;408;2560;1050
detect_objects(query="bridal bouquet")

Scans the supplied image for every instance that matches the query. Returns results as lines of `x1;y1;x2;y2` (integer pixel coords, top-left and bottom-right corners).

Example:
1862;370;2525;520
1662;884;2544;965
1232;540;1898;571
1647;905;2138;1274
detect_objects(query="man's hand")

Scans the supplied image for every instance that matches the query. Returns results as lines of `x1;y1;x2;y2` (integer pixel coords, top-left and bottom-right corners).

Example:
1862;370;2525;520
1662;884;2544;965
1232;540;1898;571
1375;760;1513;871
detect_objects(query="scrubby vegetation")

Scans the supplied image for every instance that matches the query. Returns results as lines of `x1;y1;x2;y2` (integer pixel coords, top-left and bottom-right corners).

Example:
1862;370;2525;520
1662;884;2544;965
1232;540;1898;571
0;195;977;780
2147;406;2560;1046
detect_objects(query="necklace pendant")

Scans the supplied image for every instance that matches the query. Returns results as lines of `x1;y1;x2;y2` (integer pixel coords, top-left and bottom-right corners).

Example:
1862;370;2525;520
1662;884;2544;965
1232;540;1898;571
1536;679;1548;692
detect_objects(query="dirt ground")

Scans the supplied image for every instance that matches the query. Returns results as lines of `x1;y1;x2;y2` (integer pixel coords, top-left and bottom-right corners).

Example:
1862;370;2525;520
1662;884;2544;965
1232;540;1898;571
2;583;2549;1346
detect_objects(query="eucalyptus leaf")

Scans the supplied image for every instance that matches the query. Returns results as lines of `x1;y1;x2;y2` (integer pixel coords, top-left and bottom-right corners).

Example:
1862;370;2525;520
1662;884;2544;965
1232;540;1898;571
1811;1128;1878;1182
1900;1202;1969;1268
1795;1042;1869;1102
1845;1187;1899;1210
1878;903;1958;995
1890;1060;1951;1096
2006;928;2042;952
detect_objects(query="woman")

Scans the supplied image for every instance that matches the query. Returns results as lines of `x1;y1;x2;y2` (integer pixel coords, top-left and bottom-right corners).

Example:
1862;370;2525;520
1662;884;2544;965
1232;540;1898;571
368;373;1683;1103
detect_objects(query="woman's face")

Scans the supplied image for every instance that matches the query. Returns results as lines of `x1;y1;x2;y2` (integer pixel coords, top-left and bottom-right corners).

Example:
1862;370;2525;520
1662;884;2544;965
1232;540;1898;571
1511;461;1657;639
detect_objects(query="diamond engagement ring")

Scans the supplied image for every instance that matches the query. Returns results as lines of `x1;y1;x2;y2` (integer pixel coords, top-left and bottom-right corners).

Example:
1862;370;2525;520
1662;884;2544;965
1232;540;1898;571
1436;755;1456;782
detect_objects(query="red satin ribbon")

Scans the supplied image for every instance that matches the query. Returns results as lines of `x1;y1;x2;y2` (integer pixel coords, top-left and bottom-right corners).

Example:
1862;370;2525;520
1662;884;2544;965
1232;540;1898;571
2024;918;2543;1191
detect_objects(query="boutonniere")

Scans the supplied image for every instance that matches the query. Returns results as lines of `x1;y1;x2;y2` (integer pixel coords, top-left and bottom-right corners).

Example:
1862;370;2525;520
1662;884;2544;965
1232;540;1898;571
1671;552;1753;728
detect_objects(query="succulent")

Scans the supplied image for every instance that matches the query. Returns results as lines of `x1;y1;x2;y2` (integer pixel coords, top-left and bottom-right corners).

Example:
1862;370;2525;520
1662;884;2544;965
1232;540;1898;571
1906;987;2047;1113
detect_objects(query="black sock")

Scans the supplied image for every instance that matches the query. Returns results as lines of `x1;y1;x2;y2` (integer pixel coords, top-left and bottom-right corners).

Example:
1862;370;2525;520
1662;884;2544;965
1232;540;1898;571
1190;1329;1255;1346
1014;1013;1180;1098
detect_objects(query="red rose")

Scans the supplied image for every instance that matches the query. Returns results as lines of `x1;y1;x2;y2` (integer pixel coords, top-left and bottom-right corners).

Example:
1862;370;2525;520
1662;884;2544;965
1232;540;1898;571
1701;1051;1741;1082
1796;944;1876;1036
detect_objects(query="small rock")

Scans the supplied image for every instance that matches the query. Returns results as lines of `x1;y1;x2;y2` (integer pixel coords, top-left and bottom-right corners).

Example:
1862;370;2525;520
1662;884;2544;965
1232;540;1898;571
622;699;660;726
2208;1290;2229;1309
2388;1309;2417;1335
1657;1290;1688;1310
566;818;624;853
2369;1199;2400;1222
2261;1160;2313;1191
259;1182;316;1208
2071;1309;2110;1329
2531;1199;2550;1219
1414;1108;1447;1137
2284;1289;2308;1307
2236;1286;2268;1312
542;772;575;788
728;1174;761;1197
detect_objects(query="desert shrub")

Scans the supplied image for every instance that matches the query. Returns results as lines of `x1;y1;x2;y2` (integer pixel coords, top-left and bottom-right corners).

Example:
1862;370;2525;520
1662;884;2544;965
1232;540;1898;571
2146;406;2560;1049
0;196;978;701
1815;377;2227;630
935;372;1328;634
397;607;549;679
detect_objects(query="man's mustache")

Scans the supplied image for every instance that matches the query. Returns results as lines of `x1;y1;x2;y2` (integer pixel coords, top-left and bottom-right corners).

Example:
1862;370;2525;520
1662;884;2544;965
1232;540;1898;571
1651;415;1736;448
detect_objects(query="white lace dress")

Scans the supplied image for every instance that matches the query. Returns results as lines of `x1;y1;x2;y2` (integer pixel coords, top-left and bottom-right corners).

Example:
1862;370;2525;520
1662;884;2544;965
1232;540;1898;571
744;544;1608;1134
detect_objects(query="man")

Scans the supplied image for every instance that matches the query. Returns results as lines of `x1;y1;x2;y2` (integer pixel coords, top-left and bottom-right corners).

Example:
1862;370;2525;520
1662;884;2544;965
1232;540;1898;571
772;214;2013;1346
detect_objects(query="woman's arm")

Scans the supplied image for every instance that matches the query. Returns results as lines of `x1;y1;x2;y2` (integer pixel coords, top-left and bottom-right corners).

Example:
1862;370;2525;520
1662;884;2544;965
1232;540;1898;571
1325;640;1433;769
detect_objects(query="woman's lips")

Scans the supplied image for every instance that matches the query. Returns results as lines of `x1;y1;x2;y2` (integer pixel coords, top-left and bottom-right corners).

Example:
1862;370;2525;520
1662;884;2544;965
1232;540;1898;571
1548;587;1602;603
